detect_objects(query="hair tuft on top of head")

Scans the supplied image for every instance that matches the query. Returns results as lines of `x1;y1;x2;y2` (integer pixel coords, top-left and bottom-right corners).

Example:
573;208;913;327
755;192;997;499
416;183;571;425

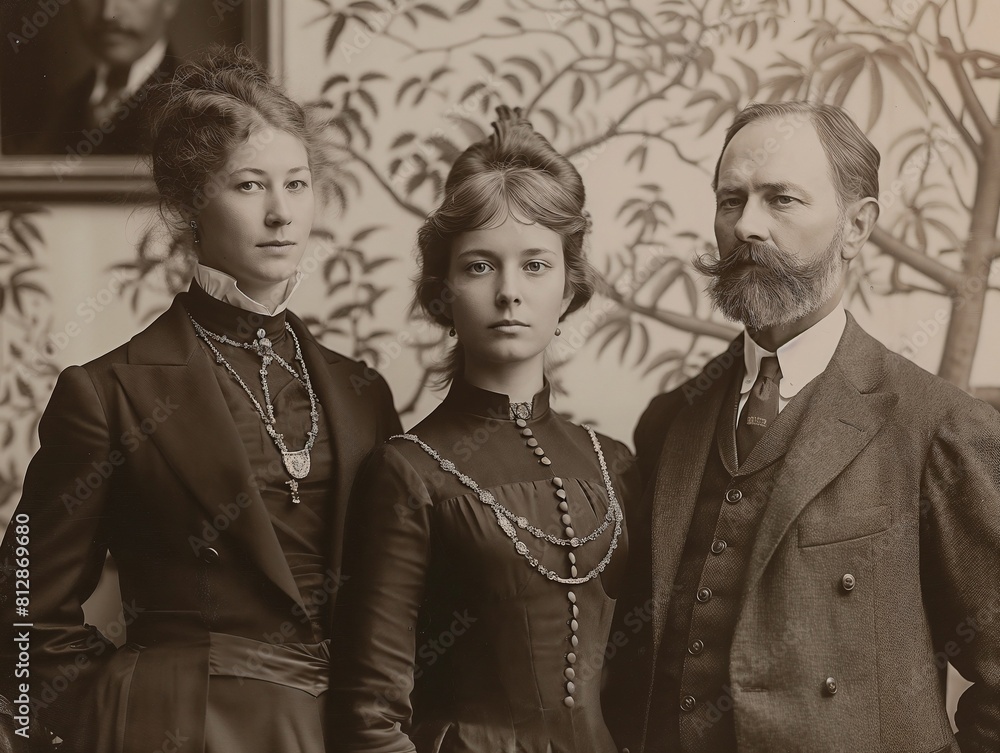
490;104;533;142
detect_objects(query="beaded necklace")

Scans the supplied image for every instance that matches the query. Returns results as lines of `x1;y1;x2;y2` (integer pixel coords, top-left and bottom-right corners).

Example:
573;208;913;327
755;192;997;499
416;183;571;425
190;315;319;504
392;411;622;708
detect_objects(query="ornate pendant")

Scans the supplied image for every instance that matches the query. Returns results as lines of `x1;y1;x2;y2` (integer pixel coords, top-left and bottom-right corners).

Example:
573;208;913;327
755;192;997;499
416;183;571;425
282;449;311;479
286;478;301;504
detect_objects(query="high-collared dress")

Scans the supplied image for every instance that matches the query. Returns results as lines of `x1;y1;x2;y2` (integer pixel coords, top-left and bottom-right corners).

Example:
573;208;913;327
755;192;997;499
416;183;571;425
330;377;639;753
0;279;400;752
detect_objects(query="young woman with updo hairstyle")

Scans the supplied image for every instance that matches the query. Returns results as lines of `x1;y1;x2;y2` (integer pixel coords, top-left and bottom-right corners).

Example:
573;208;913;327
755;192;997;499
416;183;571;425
0;46;399;752
330;106;639;753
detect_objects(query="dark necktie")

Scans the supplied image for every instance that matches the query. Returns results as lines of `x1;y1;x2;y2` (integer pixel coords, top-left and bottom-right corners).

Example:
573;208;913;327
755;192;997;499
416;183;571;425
736;356;782;466
89;65;130;128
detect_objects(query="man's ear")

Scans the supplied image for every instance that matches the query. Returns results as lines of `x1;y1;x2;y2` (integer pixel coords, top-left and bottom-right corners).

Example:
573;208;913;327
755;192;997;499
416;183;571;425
841;197;880;262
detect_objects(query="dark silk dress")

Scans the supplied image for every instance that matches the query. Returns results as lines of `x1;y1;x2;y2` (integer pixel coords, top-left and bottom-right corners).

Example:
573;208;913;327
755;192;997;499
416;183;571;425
331;377;638;753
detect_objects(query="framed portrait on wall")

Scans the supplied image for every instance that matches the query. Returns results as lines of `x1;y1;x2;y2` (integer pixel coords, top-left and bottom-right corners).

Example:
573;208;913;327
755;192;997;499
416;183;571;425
0;0;280;199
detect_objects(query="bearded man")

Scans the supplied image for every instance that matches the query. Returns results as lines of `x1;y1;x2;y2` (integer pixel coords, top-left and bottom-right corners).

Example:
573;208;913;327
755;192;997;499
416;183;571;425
613;101;1000;753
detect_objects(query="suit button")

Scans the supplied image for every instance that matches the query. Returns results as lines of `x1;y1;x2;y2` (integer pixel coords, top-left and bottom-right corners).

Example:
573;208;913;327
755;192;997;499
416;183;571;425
688;639;705;655
201;547;220;564
680;695;697;712
725;488;742;504
841;573;856;592
824;677;838;695
711;539;727;555
696;587;712;603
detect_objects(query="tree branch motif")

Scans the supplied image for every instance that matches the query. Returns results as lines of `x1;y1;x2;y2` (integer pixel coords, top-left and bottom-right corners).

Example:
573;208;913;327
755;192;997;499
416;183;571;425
301;0;997;408
868;226;963;291
938;37;996;143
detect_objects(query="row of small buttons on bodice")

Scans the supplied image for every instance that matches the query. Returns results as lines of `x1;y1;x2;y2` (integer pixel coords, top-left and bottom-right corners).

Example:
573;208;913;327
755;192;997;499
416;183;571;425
516;417;581;709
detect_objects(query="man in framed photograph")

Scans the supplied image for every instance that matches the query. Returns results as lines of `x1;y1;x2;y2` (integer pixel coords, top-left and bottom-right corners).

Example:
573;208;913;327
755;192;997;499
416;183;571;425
39;0;181;156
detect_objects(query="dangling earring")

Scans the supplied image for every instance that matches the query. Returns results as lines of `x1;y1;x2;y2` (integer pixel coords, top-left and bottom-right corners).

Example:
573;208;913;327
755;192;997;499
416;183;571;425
449;327;456;337
554;327;561;336
189;219;200;244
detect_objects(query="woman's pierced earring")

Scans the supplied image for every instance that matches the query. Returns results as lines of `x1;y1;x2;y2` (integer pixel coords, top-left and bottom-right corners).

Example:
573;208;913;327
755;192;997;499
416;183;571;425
554;327;561;337
189;219;200;244
449;327;456;337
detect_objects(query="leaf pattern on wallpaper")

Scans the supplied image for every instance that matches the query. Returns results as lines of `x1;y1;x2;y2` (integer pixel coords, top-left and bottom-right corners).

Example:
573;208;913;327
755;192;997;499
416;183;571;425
110;0;997;416
0;204;55;506
300;0;998;411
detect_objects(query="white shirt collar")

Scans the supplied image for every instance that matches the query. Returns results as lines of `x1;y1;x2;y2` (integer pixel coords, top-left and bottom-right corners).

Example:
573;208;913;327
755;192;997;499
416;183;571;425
741;303;847;401
90;38;167;105
194;263;301;316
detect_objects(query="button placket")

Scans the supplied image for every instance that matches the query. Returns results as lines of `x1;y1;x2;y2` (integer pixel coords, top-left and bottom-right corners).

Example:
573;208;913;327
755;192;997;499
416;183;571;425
518;418;583;709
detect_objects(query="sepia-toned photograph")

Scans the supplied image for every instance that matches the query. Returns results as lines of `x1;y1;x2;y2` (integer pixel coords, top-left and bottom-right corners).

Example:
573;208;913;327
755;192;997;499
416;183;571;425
0;0;998;751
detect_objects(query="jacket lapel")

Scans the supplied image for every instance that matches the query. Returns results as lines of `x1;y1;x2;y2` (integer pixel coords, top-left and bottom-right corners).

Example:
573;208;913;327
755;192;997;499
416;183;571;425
112;297;304;610
741;315;898;598
650;346;741;650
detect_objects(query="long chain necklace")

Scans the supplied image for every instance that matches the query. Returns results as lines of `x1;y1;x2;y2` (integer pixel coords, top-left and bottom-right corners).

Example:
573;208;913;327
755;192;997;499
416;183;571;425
393;419;623;709
189;315;319;504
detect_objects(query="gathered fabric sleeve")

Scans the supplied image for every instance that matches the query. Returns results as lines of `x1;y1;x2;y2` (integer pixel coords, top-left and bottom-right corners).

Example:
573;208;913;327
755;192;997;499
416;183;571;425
330;442;434;753
0;366;118;736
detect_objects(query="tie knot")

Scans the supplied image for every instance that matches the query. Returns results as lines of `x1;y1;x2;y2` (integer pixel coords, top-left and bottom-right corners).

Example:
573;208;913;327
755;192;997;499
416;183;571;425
759;356;781;382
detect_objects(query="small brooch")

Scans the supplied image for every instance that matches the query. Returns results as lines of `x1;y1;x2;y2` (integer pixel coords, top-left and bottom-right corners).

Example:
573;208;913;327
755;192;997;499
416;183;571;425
509;401;532;421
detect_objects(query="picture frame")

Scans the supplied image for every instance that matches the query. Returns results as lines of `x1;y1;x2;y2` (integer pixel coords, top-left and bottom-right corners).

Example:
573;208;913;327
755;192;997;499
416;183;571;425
0;0;281;200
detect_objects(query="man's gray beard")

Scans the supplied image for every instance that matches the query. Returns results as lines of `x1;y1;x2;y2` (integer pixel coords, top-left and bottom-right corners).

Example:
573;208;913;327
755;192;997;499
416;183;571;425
697;231;845;331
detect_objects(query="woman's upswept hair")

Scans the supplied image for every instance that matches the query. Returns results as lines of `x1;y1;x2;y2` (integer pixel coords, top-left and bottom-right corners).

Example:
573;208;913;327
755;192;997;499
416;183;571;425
415;105;597;384
145;45;329;230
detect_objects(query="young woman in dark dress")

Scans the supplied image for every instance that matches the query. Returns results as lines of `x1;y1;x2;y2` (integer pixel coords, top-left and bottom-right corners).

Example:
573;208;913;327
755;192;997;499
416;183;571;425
331;106;638;753
0;48;400;752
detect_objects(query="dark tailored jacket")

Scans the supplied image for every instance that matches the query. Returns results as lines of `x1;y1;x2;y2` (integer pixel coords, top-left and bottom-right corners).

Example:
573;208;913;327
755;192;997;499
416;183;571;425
34;49;178;155
0;294;400;752
618;313;1000;753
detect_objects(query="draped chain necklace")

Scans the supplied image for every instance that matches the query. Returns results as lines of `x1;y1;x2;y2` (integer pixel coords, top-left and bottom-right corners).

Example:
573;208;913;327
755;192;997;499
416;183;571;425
393;405;623;709
189;315;319;504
